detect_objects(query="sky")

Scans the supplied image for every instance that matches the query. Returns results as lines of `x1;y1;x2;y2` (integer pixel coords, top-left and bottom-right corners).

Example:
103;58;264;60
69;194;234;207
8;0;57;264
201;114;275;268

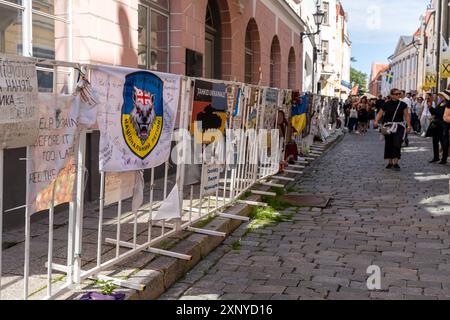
340;0;428;79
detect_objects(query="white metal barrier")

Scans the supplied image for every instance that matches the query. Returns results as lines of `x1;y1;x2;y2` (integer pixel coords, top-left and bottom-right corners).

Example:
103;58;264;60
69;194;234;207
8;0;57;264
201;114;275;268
0;56;335;300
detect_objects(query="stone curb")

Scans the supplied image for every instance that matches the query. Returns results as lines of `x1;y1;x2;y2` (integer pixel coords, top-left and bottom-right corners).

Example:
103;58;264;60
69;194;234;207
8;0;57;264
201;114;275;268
84;132;344;301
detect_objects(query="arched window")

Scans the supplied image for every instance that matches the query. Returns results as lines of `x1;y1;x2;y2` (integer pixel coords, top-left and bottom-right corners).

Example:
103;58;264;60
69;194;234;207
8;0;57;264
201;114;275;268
288;48;296;89
245;19;260;84
270;36;281;88
204;0;222;79
138;0;170;72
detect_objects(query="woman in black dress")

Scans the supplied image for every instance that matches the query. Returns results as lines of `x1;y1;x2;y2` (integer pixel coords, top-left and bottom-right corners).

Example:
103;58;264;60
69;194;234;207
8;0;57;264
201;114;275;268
358;97;369;134
374;89;412;171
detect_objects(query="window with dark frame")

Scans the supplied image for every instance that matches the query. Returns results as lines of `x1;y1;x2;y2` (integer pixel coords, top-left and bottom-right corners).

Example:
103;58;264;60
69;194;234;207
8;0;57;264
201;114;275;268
138;0;169;72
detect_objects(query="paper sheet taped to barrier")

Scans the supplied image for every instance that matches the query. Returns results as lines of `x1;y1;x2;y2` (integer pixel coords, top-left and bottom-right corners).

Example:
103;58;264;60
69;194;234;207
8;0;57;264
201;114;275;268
0;54;39;149
104;171;136;206
29;94;80;214
92;66;181;172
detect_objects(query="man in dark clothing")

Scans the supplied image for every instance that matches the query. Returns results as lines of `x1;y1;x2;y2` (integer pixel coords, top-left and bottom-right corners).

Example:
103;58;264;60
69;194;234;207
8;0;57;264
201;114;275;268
375;95;385;114
343;97;352;128
429;90;450;165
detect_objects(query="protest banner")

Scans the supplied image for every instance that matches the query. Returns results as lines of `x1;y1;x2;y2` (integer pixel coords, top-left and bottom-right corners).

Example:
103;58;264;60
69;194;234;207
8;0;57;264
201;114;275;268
191;80;228;144
28;94;80;214
92;66;181;172
0;54;39;149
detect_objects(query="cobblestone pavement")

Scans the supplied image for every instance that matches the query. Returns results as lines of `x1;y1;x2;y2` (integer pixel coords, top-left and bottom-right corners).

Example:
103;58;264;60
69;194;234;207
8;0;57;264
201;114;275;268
161;131;450;300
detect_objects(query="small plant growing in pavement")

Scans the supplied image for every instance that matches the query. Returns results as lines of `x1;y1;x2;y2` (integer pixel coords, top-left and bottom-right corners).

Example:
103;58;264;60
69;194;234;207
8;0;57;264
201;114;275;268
245;206;293;235
230;239;241;251
96;280;118;296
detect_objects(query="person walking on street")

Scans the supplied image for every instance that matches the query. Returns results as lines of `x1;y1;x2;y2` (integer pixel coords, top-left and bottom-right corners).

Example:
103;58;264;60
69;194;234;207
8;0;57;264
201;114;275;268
374;89;412;171
428;90;450;165
348;99;359;133
421;93;434;137
368;99;376;130
413;96;424;133
375;95;385;114
343;97;352;128
358;97;369;134
401;91;412;146
445;103;450;123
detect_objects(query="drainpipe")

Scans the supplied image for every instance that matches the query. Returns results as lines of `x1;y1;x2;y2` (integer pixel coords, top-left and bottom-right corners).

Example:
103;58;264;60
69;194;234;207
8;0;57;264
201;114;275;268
435;0;442;94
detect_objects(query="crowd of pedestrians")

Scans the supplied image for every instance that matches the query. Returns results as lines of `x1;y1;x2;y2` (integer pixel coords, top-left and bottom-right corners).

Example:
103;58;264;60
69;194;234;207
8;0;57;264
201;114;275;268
342;88;450;170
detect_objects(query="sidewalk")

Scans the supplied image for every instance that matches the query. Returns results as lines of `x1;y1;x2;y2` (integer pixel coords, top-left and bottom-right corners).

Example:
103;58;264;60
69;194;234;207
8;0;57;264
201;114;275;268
162;132;450;300
1;131;344;300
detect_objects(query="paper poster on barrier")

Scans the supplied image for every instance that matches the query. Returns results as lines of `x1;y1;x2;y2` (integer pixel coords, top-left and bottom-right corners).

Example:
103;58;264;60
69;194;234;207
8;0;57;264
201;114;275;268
0;54;39;149
227;85;242;129
201;164;221;196
104;171;137;206
28;94;80;214
92;66;181;172
191;80;228;144
152;184;181;221
246;87;261;129
263;88;279;130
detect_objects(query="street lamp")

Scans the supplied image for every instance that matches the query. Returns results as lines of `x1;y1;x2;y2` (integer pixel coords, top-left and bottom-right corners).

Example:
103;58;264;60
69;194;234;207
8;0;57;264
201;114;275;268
412;39;422;94
301;3;325;94
301;5;325;39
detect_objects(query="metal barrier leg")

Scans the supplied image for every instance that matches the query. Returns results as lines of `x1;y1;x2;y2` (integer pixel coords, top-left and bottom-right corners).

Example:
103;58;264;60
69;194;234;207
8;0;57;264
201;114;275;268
0;149;3;300
23;146;31;300
46;204;55;299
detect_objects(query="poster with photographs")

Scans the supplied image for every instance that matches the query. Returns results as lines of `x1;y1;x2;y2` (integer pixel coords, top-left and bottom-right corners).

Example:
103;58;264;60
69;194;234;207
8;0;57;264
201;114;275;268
245;87;261;130
262;88;279;130
191;80;228;144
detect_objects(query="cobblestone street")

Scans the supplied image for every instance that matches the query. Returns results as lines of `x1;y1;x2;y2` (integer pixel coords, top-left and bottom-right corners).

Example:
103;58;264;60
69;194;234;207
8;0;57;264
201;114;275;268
162;131;450;300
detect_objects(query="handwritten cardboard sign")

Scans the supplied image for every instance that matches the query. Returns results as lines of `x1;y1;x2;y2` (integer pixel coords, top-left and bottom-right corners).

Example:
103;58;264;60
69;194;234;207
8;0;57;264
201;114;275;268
29;94;80;214
0;54;39;149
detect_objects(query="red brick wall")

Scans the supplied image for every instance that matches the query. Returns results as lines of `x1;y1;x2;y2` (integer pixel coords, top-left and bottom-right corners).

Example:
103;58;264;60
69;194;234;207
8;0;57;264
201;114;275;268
170;0;303;90
70;0;303;90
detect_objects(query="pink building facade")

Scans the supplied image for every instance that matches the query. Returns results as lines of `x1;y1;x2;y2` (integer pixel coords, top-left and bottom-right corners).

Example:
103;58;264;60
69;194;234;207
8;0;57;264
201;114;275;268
0;0;307;226
68;0;306;90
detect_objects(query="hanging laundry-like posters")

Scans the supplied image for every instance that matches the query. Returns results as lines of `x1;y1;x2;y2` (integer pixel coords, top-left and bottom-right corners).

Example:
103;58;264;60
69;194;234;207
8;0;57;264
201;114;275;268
28;94;81;214
0;54;39;149
92;66;181;172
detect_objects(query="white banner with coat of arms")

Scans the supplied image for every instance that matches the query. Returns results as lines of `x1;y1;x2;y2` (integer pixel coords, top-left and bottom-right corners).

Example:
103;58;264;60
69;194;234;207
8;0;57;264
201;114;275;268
91;66;181;172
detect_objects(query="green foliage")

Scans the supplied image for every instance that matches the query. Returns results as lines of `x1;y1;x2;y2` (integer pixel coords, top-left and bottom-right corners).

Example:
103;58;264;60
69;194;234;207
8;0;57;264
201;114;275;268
230;239;241;251
246;206;293;235
195;214;215;229
261;195;291;210
270;187;286;197
96;280;118;296
350;67;368;95
240;191;252;200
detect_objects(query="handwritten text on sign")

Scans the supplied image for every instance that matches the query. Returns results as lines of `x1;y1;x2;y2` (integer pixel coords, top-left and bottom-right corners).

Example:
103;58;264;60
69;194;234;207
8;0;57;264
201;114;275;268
201;165;221;196
0;54;38;149
29;94;80;214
